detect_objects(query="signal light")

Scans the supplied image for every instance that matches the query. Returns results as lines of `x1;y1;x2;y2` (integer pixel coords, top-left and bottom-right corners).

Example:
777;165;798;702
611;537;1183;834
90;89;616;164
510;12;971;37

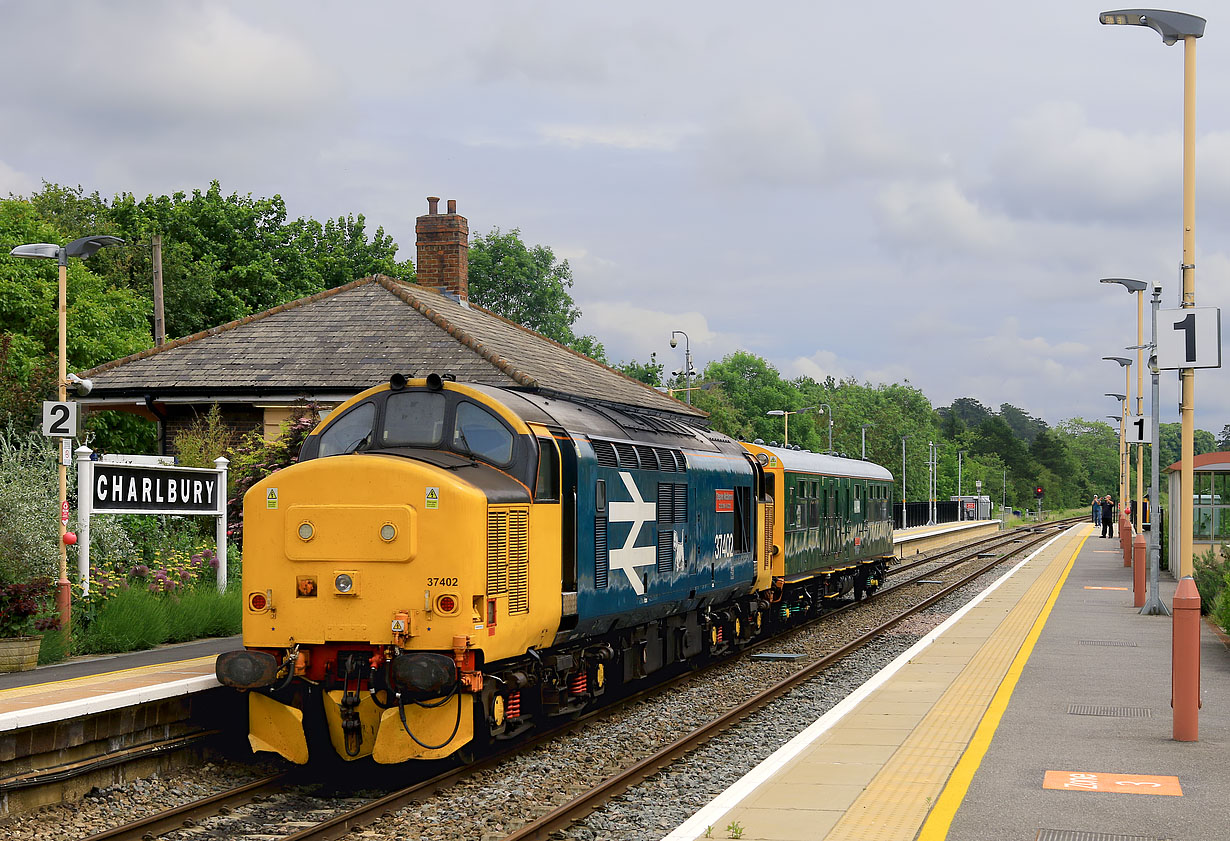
249;592;268;611
435;594;458;615
1035;486;1044;498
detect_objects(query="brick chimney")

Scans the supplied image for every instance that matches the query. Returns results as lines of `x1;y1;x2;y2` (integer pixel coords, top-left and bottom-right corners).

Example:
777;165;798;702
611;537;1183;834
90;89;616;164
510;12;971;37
415;197;469;302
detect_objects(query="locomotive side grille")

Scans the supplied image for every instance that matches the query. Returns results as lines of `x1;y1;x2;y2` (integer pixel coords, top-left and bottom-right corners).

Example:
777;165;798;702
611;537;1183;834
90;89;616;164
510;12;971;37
507;509;529;615
657;483;674;523
657;529;674;574
673;483;687;522
595;517;609;588
614;442;639;468
764;502;775;569
635;445;660;471
487;511;509;596
653;447;676;472
592;440;618;468
488;508;530;614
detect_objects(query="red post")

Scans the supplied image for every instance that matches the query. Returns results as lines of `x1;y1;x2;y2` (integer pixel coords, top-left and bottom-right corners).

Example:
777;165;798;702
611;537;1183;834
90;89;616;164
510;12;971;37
1133;534;1146;608
1172;577;1201;741
1121;513;1131;567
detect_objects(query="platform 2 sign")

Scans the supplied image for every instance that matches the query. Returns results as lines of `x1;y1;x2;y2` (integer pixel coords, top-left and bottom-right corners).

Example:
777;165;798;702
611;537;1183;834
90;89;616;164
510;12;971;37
89;463;224;515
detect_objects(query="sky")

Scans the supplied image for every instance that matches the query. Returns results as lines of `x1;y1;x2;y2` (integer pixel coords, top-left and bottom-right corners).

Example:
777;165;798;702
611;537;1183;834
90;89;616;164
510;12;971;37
3;1;1229;434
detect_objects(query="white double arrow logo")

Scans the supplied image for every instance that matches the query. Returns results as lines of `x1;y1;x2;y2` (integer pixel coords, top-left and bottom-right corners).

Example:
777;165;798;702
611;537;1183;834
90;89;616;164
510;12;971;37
608;472;657;594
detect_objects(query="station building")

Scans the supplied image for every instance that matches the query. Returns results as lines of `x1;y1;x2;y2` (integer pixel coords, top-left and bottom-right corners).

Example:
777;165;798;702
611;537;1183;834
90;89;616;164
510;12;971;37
1165;451;1230;563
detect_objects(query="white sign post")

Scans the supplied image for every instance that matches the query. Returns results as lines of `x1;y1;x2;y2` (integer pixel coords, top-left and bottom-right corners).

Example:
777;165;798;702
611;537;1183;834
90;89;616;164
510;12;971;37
76;447;230;594
1155;307;1222;370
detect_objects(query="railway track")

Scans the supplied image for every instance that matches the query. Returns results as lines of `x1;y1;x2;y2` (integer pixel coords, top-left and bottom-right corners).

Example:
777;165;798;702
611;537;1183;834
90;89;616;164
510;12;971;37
72;518;1082;841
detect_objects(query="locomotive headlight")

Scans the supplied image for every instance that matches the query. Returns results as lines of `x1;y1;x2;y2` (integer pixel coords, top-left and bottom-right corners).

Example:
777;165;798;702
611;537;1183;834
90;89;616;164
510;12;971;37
297;522;315;541
334;573;355;594
380;523;397;542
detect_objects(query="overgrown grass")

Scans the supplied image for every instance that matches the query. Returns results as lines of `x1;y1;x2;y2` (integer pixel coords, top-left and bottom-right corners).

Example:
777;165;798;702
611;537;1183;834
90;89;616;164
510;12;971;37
74;585;240;655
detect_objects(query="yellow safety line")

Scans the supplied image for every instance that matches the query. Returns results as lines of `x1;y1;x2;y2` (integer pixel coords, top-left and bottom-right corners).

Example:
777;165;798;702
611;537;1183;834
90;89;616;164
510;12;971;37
915;529;1089;841
0;654;218;698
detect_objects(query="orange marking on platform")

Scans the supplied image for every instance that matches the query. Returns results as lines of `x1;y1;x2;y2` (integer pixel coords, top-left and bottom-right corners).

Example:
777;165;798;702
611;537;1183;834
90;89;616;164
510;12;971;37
1084;586;1130;591
1043;770;1182;796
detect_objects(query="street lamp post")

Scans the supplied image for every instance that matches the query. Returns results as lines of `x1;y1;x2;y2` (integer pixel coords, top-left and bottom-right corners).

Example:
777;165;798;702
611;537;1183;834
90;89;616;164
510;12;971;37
8;235;125;636
1102;278;1149;532
1105;390;1127;514
669;331;694;406
766;406;816;449
816;403;833;454
1105;355;1133;511
1102;7;1205;578
901;434;910;529
861;423;874;460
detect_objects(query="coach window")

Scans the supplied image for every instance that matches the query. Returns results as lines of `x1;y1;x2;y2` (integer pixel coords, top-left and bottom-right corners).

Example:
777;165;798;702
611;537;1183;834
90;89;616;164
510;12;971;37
535;437;560;502
382;391;446;447
317;401;377;457
453;402;514;465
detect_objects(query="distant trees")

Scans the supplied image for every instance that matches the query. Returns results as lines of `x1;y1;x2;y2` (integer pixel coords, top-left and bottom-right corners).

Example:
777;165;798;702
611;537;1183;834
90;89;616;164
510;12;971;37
467;228;606;362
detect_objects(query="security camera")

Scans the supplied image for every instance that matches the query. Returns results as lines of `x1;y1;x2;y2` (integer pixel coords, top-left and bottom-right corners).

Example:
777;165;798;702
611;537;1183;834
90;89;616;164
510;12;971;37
66;373;92;397
669;337;677;348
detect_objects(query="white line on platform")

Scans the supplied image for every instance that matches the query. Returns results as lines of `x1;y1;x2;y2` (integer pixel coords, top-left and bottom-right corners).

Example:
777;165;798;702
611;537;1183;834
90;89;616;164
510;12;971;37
0;674;221;732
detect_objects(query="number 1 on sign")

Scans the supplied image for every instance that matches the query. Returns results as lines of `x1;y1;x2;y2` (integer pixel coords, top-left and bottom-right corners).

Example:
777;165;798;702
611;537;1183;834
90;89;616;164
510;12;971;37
1127;417;1152;445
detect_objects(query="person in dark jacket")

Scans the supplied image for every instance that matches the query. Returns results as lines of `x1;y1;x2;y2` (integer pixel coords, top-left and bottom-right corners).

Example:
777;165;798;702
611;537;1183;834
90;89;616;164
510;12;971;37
1100;496;1115;538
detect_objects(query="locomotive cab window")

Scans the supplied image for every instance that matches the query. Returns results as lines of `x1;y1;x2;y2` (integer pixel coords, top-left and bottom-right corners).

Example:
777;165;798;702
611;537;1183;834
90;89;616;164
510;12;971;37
453;402;514;465
317;401;377;457
382;391;446;447
535;437;560;502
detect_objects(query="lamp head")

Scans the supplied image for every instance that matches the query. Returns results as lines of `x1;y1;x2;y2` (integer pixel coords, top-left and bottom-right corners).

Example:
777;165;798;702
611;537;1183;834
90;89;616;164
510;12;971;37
1105;392;1127;402
1102;356;1132;367
1099;277;1148;293
766;410;785;417
1099;9;1206;45
669;337;677;348
65;235;124;260
9;243;61;260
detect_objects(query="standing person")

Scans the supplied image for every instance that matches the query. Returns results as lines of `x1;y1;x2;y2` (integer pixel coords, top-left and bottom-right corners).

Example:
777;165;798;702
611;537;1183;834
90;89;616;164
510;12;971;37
1101;496;1115;538
1092;497;1101;527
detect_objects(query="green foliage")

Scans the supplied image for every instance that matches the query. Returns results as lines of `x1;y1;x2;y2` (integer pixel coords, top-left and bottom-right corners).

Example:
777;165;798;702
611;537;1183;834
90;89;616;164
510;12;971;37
0;578;57;637
618;352;664;387
1193;547;1230;617
0;425;61;584
467;227;605;360
227;404;321;542
173;404;235;468
28;182;413;341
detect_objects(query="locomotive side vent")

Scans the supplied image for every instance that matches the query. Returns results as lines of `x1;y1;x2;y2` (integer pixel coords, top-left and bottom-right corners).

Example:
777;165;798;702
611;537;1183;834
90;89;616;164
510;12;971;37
614;442;639;468
595;517;609;588
487;508;530;615
592;440;618;468
764;502;774;569
657;530;673;574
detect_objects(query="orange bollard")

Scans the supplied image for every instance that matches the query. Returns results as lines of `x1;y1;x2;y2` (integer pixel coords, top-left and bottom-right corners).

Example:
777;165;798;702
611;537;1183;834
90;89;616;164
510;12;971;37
1172;577;1201;741
1133;534;1146;608
1121;514;1131;567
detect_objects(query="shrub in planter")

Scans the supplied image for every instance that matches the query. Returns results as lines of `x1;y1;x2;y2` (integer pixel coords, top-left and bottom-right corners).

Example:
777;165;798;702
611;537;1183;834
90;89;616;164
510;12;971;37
0;578;58;639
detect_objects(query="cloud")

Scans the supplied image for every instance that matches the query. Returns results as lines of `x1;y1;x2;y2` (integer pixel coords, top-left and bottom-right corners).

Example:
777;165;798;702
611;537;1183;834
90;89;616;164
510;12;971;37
537;123;694;152
0;160;39;198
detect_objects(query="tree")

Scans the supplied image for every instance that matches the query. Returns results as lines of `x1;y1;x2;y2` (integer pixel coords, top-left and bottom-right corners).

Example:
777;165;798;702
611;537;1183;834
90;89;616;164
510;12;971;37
618;353;663;387
467;228;605;360
999;403;1048;445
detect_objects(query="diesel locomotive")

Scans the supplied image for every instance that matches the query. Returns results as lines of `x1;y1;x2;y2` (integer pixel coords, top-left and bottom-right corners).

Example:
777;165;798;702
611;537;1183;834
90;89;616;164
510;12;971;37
216;374;895;763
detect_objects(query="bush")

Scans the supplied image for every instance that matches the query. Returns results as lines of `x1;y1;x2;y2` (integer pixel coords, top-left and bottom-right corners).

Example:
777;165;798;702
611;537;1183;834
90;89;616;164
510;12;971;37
0;424;60;584
1192;546;1230;616
0;578;58;637
173;404;234;469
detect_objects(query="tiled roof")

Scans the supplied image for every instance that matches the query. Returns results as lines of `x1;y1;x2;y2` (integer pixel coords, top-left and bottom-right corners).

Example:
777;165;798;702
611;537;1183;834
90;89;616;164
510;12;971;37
83;276;703;418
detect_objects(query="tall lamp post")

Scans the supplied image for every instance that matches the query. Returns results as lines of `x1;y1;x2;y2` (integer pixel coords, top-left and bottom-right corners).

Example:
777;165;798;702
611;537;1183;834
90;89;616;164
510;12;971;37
900;434;910;529
1102;278;1149;531
1101;8;1205;578
669;331;694;406
9;235;125;635
766;406;815;449
816;403;833;454
1105;390;1128;513
1105;355;1133;513
860;422;874;460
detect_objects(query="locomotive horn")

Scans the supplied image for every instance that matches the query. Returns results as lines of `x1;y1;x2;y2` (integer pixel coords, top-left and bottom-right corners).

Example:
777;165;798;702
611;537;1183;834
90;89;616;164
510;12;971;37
389;373;408;391
426;373;444;391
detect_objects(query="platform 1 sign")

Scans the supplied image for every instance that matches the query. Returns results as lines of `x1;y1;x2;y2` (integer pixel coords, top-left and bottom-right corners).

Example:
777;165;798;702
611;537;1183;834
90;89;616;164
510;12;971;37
1155;307;1221;370
1126;416;1153;445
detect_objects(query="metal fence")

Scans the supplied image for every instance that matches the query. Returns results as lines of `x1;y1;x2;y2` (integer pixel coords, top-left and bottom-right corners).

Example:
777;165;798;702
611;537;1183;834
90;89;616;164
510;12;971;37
893;500;961;529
